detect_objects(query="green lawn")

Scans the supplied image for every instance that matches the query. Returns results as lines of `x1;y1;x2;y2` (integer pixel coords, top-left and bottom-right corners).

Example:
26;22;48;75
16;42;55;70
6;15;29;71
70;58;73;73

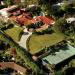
4;27;23;42
27;32;65;54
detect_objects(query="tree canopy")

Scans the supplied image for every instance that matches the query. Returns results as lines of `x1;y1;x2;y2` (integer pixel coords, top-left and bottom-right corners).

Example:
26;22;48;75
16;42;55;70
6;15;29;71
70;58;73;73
4;0;14;7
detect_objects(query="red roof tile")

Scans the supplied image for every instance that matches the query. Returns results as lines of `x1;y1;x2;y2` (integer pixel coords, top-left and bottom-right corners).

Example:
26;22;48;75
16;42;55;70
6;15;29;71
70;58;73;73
0;62;27;73
32;16;55;25
16;13;33;25
15;14;55;26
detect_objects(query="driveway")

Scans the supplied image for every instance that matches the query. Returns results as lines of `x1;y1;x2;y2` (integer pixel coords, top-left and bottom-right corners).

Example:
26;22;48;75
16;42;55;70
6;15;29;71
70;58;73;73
18;28;32;50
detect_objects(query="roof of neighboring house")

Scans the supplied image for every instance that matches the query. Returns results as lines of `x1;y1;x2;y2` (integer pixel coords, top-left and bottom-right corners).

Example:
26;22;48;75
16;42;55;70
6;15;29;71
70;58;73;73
66;17;75;23
42;45;75;65
0;5;18;12
0;5;18;17
0;62;27;73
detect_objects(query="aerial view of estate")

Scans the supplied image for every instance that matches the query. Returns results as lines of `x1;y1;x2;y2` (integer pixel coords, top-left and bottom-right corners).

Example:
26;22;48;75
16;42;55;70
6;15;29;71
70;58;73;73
0;0;75;75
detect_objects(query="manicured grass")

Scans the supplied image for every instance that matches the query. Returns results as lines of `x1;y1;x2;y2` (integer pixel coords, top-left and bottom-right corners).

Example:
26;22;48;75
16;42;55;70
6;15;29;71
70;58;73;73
4;27;23;42
27;32;65;54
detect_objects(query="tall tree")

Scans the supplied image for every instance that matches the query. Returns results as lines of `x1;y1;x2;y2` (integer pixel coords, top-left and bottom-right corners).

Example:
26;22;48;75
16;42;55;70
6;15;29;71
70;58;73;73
54;18;67;33
4;0;14;7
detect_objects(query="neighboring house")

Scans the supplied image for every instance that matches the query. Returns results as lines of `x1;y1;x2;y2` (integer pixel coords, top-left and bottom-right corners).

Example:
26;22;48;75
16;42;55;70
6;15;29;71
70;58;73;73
52;0;73;10
42;45;75;65
66;17;75;23
0;5;18;18
0;62;27;75
52;2;65;10
28;4;37;8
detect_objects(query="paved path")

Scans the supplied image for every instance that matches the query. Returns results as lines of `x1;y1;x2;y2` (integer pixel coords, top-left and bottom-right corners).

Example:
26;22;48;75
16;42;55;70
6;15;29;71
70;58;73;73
18;28;32;50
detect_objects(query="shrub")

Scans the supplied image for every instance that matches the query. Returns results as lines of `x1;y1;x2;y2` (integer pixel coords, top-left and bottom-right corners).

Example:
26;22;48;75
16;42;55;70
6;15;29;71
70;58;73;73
0;5;7;9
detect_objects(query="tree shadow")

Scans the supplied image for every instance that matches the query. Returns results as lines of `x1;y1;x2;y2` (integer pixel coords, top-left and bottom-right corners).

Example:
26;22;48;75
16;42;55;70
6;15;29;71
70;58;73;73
23;32;29;35
65;67;75;75
50;45;69;55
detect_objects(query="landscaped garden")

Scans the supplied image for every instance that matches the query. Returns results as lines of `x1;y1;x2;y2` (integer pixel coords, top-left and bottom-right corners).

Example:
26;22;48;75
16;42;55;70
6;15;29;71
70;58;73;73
27;32;65;54
4;27;23;42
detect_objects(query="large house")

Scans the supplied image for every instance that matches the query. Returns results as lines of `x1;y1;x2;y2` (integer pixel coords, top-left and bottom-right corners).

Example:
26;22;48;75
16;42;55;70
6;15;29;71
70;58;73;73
42;44;75;66
0;62;27;75
66;17;75;23
16;15;55;26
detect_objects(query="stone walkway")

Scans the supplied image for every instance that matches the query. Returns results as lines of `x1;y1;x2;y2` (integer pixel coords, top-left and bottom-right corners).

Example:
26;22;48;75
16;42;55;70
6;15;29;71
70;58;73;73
18;28;32;50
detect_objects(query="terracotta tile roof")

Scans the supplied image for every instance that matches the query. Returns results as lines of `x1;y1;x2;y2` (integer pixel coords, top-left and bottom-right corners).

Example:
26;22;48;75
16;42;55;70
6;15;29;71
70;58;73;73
16;13;32;25
9;16;16;21
0;62;27;73
9;12;55;26
32;16;55;25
